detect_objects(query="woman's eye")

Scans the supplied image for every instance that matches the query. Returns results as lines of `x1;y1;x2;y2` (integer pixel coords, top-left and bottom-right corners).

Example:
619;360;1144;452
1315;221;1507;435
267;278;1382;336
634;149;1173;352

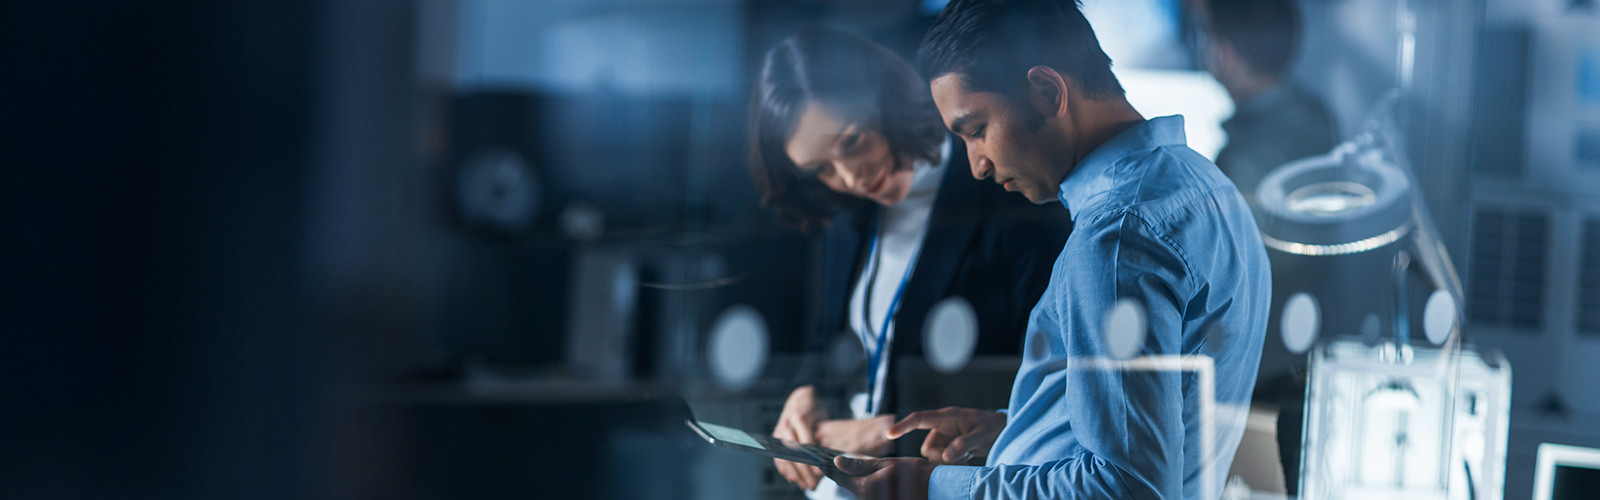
972;125;986;139
840;132;861;150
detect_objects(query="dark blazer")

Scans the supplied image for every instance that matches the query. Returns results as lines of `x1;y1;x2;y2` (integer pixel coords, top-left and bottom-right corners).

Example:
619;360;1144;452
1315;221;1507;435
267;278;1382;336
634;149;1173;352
793;138;1073;418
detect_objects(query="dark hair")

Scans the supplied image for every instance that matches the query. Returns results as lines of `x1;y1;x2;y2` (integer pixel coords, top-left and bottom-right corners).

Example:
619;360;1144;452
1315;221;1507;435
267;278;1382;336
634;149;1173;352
749;26;947;231
1208;0;1301;78
917;0;1123;103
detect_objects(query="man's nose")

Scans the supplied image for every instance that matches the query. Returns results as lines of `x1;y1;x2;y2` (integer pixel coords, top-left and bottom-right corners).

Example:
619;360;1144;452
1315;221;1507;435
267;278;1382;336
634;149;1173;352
970;152;993;180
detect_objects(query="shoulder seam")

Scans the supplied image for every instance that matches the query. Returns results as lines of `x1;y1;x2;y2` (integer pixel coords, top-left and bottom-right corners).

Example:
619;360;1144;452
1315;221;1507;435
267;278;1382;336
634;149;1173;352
1100;208;1198;294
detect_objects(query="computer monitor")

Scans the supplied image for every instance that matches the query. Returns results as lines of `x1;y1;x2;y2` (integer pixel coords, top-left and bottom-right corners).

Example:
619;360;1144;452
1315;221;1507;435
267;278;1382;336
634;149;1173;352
1533;443;1600;500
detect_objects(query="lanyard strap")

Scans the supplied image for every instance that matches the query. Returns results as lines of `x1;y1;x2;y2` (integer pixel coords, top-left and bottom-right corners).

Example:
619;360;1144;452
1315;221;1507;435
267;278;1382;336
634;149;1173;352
861;216;921;415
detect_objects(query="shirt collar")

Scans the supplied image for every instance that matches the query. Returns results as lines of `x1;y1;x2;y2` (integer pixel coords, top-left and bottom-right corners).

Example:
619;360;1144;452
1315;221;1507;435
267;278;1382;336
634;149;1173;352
905;136;953;199
1056;115;1188;217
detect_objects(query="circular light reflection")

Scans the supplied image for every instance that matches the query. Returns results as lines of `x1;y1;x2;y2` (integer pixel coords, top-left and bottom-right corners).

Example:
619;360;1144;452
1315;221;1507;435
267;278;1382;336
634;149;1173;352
1104;299;1147;360
1423;290;1457;345
924;297;979;373
1282;293;1321;354
708;305;768;390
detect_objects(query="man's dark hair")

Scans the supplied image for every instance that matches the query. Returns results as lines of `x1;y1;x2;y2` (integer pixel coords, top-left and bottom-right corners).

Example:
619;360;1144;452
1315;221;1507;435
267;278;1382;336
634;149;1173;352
749;26;947;231
917;0;1124;103
1208;0;1301;78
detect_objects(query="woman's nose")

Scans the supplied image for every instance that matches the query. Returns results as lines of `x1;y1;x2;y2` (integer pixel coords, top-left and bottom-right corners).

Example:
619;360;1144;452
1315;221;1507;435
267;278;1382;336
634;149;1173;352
836;161;868;190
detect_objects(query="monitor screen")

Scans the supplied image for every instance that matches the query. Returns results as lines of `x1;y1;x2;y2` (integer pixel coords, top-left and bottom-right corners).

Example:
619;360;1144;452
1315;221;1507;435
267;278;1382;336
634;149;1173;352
1552;465;1600;500
1534;443;1600;500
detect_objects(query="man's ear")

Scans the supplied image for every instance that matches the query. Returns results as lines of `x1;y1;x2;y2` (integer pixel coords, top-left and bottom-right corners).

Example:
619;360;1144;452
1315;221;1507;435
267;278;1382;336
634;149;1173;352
1025;66;1069;118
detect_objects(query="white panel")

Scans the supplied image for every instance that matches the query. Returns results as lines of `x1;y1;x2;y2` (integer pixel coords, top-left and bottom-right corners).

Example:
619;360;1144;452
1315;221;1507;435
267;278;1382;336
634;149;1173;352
1525;18;1600;193
455;0;740;95
1115;68;1233;160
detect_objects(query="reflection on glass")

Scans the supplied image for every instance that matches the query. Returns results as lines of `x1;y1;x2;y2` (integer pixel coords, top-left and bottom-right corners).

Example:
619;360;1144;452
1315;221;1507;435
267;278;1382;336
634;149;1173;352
1286;181;1377;216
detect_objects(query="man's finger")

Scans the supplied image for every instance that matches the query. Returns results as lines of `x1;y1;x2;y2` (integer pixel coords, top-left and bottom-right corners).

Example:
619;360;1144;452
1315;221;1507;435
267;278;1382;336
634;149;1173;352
822;464;859;492
888;411;942;439
834;456;887;476
942;435;976;464
920;429;951;462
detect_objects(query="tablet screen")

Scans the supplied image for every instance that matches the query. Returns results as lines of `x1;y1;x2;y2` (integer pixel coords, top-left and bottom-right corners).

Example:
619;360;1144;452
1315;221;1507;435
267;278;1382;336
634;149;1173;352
695;421;766;450
686;419;858;471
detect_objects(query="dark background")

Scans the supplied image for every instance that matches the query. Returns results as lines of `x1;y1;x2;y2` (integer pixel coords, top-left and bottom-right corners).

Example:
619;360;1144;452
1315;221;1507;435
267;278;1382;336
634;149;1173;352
5;1;1600;499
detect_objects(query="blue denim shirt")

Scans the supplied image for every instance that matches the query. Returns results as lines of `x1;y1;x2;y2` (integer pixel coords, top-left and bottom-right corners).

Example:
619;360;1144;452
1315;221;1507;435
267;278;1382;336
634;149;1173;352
928;116;1271;500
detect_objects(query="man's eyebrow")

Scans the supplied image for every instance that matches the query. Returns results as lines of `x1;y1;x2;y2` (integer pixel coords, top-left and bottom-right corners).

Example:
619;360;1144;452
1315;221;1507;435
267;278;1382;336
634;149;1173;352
948;113;978;136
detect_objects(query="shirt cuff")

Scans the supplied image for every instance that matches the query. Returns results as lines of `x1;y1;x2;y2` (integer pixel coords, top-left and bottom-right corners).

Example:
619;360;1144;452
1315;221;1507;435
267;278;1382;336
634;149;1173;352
928;465;982;500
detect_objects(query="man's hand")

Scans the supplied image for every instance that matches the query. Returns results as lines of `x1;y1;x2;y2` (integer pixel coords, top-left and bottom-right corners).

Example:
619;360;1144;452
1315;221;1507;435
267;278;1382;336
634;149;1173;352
773;385;827;490
827;456;934;500
816;415;895;456
888;407;1006;465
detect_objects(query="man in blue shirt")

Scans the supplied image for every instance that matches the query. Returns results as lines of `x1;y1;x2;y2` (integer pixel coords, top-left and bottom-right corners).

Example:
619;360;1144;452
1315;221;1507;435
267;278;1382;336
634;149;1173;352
825;1;1271;499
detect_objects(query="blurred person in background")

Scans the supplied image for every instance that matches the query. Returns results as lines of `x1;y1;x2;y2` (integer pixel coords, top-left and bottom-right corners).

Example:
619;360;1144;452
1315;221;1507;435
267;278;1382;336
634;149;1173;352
1205;0;1339;208
748;26;1072;499
1205;0;1340;489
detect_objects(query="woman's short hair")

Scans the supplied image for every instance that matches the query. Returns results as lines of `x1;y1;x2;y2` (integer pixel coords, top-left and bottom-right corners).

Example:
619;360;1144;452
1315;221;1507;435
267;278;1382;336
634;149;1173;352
749;26;947;231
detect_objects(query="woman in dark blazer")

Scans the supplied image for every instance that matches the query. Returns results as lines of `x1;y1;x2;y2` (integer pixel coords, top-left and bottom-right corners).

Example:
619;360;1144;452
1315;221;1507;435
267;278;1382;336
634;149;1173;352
747;27;1070;496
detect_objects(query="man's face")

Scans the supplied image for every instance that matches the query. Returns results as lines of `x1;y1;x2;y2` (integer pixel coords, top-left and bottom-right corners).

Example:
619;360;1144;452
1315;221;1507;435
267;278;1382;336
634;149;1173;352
929;74;1067;204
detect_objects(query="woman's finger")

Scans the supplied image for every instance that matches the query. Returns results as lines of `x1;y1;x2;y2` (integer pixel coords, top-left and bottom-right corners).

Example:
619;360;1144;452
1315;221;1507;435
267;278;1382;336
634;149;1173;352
789;414;817;444
800;464;822;490
775;458;799;486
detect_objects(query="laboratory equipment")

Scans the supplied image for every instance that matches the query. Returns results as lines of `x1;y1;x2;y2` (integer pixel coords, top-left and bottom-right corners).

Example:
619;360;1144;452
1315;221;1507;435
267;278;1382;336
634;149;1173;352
1299;340;1511;500
1280;95;1514;500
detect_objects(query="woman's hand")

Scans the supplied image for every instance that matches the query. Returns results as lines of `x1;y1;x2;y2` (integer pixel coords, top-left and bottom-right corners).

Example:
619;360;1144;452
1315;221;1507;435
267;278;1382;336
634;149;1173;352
815;415;896;457
772;385;827;490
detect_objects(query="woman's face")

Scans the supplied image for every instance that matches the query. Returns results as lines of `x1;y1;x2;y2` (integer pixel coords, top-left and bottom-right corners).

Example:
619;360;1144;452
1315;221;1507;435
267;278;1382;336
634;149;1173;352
784;101;916;206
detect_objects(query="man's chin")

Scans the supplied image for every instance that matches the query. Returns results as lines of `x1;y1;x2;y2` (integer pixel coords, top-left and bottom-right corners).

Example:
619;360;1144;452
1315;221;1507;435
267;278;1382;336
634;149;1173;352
1020;189;1061;205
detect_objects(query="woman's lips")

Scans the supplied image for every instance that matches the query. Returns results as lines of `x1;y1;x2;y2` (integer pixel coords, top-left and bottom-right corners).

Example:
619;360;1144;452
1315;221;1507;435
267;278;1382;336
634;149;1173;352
866;171;890;195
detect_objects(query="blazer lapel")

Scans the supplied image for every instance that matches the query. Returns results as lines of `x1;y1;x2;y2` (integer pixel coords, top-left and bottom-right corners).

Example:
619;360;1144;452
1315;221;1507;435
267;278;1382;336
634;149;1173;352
893;140;983;355
819;207;874;334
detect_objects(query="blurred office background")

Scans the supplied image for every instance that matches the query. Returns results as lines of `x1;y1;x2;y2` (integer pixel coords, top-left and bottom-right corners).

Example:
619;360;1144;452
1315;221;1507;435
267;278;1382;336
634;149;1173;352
3;0;1599;499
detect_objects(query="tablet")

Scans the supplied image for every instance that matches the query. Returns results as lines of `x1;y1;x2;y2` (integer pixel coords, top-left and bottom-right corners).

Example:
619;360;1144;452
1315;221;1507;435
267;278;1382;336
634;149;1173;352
685;419;867;474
